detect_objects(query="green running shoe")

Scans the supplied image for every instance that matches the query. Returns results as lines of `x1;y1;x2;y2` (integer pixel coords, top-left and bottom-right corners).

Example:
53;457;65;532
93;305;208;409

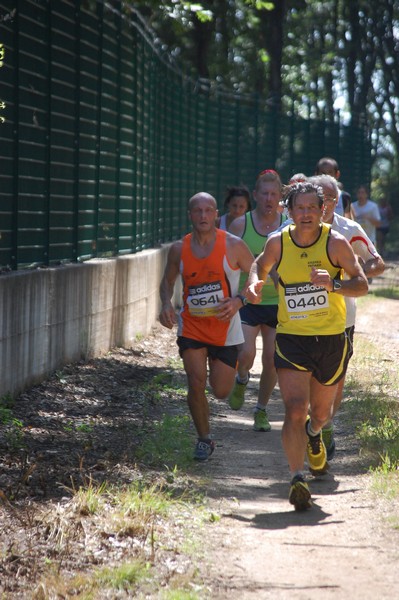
228;376;249;410
253;408;271;432
322;425;336;461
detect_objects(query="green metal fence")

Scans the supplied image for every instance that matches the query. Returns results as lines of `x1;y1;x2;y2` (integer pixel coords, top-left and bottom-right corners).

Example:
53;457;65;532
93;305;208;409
0;1;372;270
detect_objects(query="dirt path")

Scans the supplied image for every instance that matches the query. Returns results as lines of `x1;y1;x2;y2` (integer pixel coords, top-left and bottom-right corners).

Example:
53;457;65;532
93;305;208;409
1;267;398;598
194;291;399;599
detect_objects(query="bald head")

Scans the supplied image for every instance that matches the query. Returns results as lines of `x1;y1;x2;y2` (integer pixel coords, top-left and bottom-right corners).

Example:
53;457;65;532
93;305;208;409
315;157;340;179
188;192;218;232
188;192;217;211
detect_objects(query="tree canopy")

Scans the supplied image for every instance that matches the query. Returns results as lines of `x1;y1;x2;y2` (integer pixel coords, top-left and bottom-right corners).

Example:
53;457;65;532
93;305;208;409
131;0;399;203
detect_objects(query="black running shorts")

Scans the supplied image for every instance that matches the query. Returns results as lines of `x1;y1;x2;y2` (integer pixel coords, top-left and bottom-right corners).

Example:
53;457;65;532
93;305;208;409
343;325;355;372
239;303;278;328
177;336;238;369
275;331;348;386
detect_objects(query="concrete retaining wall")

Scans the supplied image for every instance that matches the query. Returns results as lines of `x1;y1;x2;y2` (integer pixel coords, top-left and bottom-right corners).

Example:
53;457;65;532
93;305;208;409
0;246;178;398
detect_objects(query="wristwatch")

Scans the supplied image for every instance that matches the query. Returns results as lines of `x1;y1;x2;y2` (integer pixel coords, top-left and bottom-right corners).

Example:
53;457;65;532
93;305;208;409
332;279;342;292
236;294;248;306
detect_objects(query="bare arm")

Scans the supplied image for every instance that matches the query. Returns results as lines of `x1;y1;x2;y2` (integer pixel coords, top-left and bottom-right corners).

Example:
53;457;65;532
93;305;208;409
228;214;246;237
344;207;352;219
350;226;385;278
310;235;368;297
159;241;182;329
246;234;282;301
368;214;382;228
361;255;385;278
217;235;257;318
226;234;255;275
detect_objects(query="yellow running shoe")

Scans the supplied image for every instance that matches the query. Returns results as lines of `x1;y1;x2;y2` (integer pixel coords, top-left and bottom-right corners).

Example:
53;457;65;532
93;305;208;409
306;417;329;475
289;475;312;511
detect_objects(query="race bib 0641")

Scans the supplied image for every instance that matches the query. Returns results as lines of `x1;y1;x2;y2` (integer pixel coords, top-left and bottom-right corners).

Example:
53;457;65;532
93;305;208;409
187;281;225;317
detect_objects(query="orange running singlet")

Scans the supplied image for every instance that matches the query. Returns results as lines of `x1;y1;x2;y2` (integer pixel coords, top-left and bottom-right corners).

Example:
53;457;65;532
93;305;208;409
178;229;244;346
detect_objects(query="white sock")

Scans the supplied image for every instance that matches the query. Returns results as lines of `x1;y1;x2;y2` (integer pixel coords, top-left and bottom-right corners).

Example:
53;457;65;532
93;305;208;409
308;422;321;437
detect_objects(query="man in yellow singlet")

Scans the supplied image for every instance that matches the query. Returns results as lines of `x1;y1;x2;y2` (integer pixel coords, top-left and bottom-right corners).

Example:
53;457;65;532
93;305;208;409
247;182;368;511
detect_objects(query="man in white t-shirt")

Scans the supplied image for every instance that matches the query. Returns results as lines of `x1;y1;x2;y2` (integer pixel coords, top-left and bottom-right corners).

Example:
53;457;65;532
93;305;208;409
310;175;385;459
351;185;381;244
314;157;351;218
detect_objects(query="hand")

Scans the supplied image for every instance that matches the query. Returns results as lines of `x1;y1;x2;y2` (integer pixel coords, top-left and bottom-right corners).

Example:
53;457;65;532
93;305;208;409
159;305;177;329
246;281;265;304
310;267;333;291
216;297;238;321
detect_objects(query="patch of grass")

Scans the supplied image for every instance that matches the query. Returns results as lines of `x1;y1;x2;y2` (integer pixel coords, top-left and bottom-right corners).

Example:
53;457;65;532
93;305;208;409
0;394;25;451
94;559;150;590
62;420;94;435
37;560;151;598
73;479;108;515
370;287;399;300
114;479;174;523
152;373;187;400
139;376;187;407
345;334;399;477
153;372;174;385
37;474;211;599
370;470;399;531
357;414;399;469
136;414;193;468
167;356;184;370
0;392;15;408
160;591;203;600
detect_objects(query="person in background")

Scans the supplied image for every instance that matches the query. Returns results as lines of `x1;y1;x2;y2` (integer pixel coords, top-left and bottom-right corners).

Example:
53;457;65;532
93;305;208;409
228;169;287;432
159;192;259;461
288;173;307;185
376;197;394;257
309;174;385;459
351;184;381;245
279;173;308;215
315;157;352;218
247;181;368;511
340;189;353;220
217;185;252;231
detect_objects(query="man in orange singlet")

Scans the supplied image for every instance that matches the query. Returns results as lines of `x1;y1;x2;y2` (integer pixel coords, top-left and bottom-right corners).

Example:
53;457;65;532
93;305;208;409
159;192;261;460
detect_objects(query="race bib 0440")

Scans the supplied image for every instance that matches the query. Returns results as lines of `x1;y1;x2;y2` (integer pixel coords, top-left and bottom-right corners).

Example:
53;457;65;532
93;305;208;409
284;281;329;319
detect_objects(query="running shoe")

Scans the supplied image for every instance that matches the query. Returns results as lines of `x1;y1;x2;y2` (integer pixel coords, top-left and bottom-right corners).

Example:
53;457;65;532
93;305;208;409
228;376;249;410
322;425;336;461
193;439;215;461
289;474;312;511
306;417;329;475
253;408;271;432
